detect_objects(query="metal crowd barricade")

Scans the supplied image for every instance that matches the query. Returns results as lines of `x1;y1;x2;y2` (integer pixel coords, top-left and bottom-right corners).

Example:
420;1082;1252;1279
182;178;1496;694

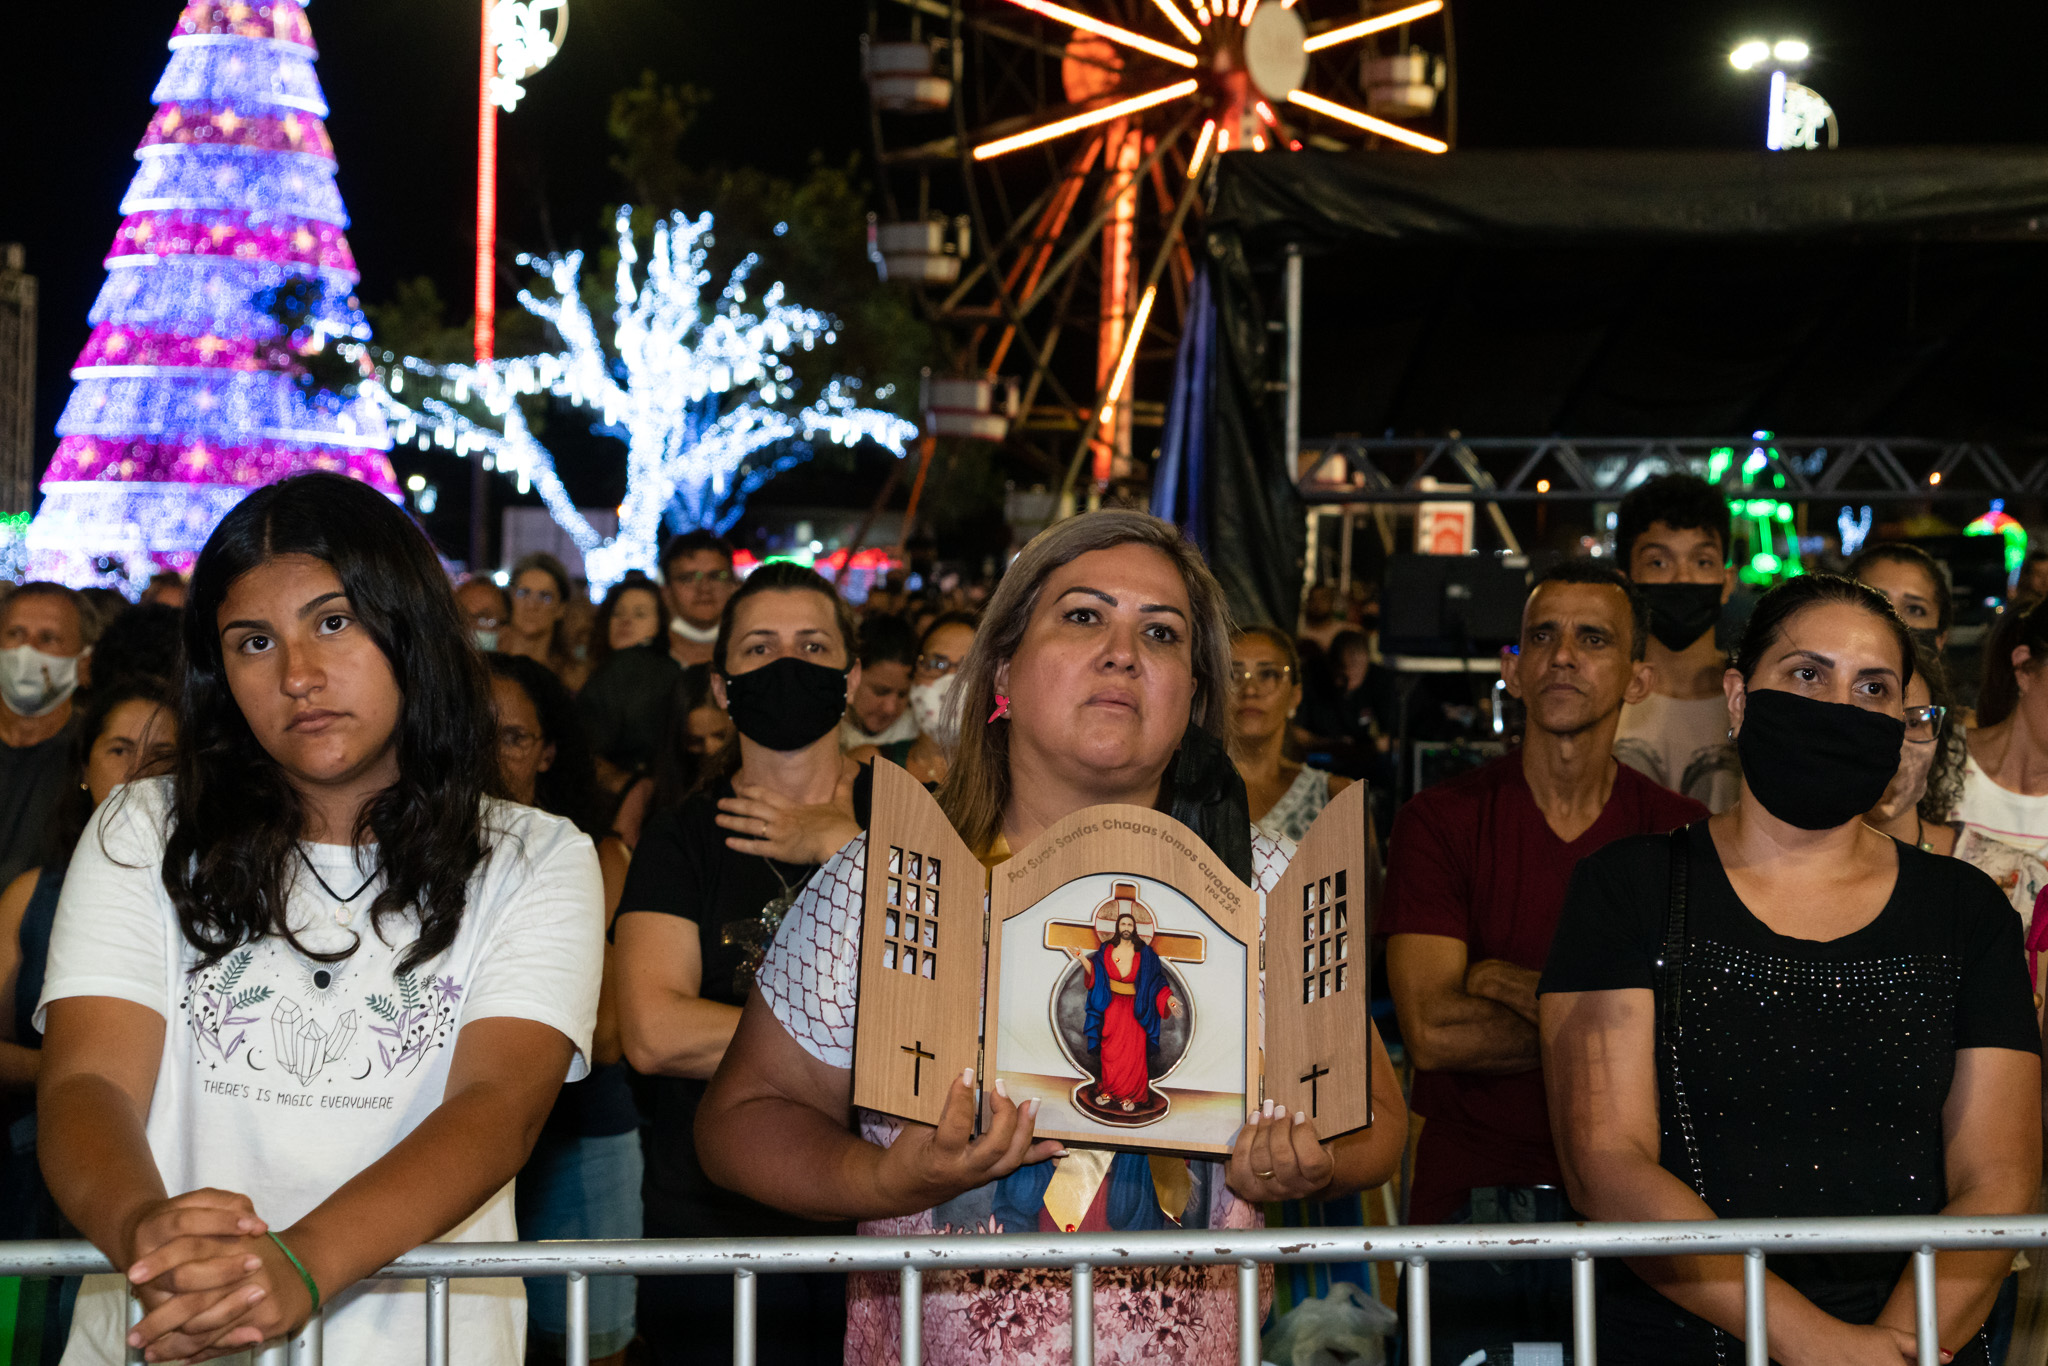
7;1215;2039;1366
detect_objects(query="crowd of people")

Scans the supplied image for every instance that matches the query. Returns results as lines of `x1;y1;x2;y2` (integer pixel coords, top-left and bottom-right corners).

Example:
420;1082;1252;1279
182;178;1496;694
0;467;2037;1366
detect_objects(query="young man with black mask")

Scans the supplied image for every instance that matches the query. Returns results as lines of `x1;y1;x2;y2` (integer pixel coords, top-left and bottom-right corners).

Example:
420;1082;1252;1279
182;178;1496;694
1613;474;1743;812
1383;561;1705;1366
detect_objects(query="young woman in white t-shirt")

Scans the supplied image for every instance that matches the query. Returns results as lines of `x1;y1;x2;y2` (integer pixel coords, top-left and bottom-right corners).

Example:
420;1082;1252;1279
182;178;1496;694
36;473;603;1365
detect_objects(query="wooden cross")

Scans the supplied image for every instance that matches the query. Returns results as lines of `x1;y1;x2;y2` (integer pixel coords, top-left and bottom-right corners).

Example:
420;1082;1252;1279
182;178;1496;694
1042;920;1207;965
901;1041;936;1095
1300;1063;1331;1118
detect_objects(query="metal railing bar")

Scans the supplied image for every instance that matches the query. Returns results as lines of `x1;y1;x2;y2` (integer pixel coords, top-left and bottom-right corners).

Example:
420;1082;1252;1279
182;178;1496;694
1072;1262;1093;1366
1572;1250;1596;1366
1406;1256;1429;1366
358;1216;2048;1274
125;1293;143;1366
899;1265;923;1366
566;1271;590;1366
426;1274;450;1366
1236;1259;1259;1366
292;1316;322;1366
1743;1249;1767;1366
56;1216;2048;1288
1914;1247;1938;1366
731;1268;754;1366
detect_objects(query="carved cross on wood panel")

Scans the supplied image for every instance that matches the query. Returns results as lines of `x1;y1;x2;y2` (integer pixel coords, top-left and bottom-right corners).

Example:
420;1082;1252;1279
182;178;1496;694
901;1040;936;1096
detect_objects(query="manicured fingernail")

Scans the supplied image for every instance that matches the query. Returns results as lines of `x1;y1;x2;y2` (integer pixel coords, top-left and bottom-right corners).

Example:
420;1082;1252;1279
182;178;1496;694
994;1077;1008;1099
1024;1097;1039;1114
962;1067;974;1087
1295;1110;1307;1125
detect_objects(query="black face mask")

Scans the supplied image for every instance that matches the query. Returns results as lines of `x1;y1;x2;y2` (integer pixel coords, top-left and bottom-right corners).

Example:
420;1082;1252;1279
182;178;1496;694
1735;687;1904;830
1639;582;1724;653
721;656;849;752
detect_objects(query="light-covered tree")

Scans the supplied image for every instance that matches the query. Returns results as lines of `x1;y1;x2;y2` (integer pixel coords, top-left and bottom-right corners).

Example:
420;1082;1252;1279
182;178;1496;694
382;207;917;589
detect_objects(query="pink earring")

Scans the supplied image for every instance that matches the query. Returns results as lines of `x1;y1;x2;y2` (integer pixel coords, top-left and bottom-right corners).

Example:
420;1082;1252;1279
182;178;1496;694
987;693;1011;723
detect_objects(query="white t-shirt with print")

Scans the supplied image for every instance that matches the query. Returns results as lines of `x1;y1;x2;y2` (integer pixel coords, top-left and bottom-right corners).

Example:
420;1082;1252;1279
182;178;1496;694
1953;754;2048;931
38;777;603;1366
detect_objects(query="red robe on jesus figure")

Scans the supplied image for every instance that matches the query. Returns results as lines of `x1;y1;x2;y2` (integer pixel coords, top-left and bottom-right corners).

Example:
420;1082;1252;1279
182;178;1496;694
1083;911;1181;1111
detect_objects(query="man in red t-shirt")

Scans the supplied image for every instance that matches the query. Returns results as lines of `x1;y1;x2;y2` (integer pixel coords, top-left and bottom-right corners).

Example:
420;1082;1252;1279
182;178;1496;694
1383;561;1705;1365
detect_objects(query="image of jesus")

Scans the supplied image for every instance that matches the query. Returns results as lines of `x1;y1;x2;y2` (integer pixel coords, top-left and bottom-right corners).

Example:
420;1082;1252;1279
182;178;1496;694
1083;911;1182;1113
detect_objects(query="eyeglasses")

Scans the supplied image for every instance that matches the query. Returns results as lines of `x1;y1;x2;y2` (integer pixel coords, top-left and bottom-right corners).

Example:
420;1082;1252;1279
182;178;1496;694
917;654;961;676
497;726;544;754
1229;662;1294;691
670;569;735;587
1904;704;1947;744
511;586;558;606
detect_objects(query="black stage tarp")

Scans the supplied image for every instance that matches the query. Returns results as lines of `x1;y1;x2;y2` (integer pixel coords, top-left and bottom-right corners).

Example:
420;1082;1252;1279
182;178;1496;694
1196;148;2048;629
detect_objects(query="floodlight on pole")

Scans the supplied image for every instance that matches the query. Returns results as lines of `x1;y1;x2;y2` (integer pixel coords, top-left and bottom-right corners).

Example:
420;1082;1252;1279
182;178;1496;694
1728;36;1834;151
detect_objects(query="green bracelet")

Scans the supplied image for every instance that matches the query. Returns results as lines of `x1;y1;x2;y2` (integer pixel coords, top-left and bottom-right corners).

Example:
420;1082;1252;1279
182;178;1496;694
266;1232;320;1316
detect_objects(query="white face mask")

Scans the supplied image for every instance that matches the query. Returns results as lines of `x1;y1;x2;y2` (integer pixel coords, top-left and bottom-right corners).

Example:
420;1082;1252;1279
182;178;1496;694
472;628;500;653
908;673;962;741
670;617;720;645
0;644;81;718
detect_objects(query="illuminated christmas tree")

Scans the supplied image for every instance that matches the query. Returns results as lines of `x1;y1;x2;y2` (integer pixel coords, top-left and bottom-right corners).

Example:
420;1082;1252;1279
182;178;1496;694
28;0;396;586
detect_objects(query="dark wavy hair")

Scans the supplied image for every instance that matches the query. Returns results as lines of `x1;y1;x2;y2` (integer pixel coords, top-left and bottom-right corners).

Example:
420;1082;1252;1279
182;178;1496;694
588;571;670;671
1847;542;1954;638
486;652;603;837
1977;595;2048;728
47;674;177;869
1615;473;1731;568
162;473;497;974
1733;573;1914;692
1909;637;1966;824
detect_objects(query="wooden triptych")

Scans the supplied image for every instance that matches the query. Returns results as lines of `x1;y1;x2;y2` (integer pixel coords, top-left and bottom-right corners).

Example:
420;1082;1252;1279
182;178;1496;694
850;761;1374;1158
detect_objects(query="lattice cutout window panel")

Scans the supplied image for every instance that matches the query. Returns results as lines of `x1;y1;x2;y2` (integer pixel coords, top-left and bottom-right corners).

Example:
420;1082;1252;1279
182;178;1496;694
882;845;943;980
1300;869;1349;1003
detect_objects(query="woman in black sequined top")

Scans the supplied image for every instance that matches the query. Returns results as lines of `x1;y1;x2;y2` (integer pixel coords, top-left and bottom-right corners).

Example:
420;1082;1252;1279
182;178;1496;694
1539;575;2042;1366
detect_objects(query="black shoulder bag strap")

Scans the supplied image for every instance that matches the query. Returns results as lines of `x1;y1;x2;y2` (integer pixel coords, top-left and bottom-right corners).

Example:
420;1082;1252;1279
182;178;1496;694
1655;825;1691;1067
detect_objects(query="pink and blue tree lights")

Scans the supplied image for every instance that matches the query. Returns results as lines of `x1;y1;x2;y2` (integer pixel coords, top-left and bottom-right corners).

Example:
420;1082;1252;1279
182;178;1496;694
27;0;397;586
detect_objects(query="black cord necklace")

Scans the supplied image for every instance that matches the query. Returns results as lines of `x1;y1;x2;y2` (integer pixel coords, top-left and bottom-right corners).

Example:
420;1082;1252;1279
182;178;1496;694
299;846;379;903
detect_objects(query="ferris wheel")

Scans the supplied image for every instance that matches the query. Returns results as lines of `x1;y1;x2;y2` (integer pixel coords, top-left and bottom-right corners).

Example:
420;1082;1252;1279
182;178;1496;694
863;0;1455;501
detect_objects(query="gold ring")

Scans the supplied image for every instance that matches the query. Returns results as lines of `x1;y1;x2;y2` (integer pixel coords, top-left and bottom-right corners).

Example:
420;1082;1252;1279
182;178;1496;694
1255;1170;1276;1179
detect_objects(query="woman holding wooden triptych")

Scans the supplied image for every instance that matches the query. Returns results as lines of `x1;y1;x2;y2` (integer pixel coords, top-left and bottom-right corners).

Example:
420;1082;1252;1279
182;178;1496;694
695;510;1406;1366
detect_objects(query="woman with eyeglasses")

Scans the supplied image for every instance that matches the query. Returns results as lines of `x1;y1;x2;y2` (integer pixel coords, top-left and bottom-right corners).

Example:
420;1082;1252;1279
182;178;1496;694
1864;639;1964;857
503;552;589;691
849;611;978;786
1228;627;1353;843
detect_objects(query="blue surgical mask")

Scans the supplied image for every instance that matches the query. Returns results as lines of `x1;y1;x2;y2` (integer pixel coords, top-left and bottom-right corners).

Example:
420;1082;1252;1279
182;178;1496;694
472;628;499;653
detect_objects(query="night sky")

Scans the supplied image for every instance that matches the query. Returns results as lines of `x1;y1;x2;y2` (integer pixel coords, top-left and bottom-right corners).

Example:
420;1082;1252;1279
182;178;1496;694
5;0;2047;549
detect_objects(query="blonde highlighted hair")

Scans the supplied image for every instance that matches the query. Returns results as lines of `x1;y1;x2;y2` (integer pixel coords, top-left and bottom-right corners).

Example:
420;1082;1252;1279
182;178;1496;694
935;510;1234;854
